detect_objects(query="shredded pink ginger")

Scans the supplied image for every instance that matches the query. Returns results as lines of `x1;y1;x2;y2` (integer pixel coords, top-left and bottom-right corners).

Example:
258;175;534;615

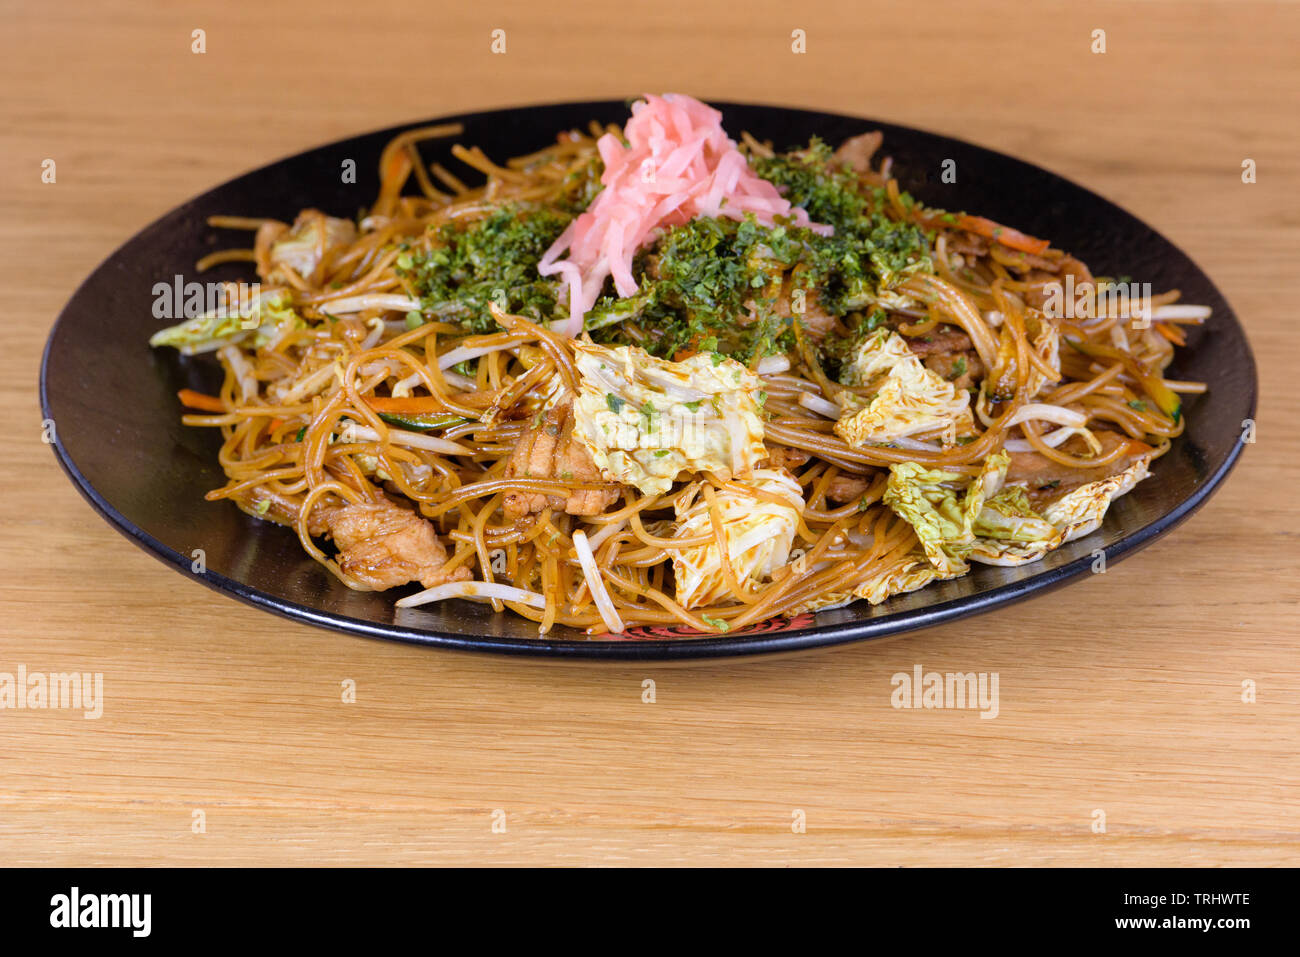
538;93;833;336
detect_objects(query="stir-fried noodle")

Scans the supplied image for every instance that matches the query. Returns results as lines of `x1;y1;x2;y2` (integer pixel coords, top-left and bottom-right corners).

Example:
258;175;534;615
152;95;1207;636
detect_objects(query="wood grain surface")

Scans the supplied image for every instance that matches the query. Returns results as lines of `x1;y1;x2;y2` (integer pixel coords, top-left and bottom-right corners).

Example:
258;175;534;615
1;0;1296;866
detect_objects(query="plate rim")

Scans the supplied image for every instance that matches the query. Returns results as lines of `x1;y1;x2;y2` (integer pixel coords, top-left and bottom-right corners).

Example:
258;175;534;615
38;98;1258;660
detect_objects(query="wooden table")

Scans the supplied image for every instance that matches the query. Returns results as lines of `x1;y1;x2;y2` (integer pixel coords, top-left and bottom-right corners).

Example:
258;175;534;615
2;0;1296;866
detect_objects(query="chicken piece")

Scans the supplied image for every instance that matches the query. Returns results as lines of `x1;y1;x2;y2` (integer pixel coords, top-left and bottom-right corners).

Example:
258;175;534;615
1022;255;1094;310
901;326;973;357
503;400;619;518
738;267;836;338
946;233;989;258
764;443;811;471
903;324;990;393
922;350;984;392
1006;430;1155;503
326;499;469;591
1059;255;1094;288
775;282;836;338
1021;277;1055;311
825;474;872;504
831;131;883;174
238;486;337;535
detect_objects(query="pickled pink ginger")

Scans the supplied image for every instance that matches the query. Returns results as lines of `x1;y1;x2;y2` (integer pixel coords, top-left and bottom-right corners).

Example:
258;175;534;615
538;93;832;336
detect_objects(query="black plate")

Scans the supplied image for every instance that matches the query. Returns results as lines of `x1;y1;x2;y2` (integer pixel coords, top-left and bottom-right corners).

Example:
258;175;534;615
40;100;1256;660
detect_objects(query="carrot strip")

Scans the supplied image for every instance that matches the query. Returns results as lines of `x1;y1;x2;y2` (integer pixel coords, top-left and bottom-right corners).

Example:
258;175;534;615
1155;321;1186;346
954;214;1051;255
177;389;226;412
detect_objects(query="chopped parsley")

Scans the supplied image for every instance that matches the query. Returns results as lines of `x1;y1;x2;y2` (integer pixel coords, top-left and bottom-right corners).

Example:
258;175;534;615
752;139;932;310
398;203;573;333
609;215;801;361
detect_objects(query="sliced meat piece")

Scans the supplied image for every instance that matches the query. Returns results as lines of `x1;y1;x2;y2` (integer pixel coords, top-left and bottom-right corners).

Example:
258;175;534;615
503;400;619;518
946;233;989;258
923;350;984;392
901;326;985;389
1059;255;1094;288
1023;255;1094;310
327;499;469;591
1006;430;1155;503
825;474;872;504
765;443;811;471
238;486;338;536
1021;273;1056;310
831;131;883;174
901;325;973;357
778;283;836;339
740;276;835;338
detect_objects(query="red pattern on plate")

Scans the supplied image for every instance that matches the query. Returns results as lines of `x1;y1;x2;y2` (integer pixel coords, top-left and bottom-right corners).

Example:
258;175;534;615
596;613;817;641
